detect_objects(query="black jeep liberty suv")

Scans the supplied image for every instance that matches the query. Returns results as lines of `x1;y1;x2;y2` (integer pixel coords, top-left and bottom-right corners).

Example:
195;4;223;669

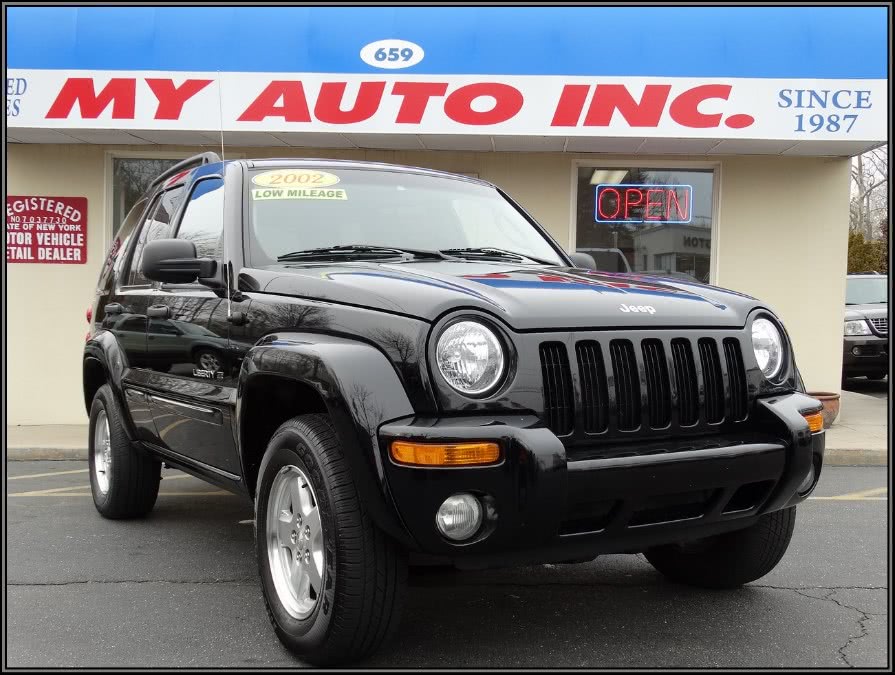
84;153;826;665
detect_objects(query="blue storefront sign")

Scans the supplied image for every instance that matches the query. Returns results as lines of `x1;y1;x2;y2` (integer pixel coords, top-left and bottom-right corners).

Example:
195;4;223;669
5;6;887;148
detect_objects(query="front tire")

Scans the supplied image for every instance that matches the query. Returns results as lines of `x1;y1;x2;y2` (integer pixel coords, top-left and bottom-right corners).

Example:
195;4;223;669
255;414;407;666
645;507;796;589
194;348;222;372
88;384;161;519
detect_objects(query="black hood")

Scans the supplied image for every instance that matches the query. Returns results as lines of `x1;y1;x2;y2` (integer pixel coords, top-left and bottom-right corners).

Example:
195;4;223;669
241;260;763;330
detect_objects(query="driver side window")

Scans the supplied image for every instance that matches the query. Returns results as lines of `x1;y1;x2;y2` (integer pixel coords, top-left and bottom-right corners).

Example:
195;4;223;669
175;178;226;260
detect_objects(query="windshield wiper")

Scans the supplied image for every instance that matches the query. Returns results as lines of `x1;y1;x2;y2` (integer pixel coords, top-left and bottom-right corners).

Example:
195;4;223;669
439;247;553;265
277;245;447;262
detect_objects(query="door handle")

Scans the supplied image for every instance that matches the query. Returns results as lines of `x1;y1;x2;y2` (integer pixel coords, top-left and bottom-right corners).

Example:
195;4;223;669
104;303;123;316
147;305;171;319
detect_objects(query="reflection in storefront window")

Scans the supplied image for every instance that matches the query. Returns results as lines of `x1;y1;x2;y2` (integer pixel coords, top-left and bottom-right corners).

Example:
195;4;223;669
112;158;181;234
575;167;715;283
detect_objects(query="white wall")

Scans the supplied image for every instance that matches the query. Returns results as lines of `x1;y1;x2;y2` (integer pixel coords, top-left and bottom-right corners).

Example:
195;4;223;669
5;143;850;424
713;155;852;394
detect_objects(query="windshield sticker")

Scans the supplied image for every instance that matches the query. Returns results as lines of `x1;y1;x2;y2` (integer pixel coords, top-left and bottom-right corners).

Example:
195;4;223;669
252;169;340;188
251;187;347;201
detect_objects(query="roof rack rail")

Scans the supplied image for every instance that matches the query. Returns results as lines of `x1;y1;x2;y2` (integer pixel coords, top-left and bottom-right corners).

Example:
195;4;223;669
149;151;222;189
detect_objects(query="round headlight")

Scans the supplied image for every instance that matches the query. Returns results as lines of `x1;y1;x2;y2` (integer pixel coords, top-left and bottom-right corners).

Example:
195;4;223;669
435;320;505;395
752;317;784;380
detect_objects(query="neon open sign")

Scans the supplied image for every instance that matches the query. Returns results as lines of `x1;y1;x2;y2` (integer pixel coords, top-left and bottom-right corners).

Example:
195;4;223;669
595;184;692;224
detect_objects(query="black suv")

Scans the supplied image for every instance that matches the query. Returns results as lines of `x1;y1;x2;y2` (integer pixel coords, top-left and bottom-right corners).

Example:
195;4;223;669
84;154;825;665
843;273;888;381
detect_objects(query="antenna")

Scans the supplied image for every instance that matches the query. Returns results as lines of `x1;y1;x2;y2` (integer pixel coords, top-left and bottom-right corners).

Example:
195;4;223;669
216;71;231;319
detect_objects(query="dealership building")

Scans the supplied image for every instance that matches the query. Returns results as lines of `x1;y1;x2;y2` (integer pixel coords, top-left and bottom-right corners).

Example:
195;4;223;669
5;6;888;425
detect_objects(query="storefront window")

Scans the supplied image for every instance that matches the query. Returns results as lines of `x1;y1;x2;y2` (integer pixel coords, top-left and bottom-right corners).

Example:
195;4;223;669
111;157;181;234
575;167;715;283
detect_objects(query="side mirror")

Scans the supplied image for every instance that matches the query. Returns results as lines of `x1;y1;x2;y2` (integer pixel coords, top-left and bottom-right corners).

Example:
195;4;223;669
141;239;216;284
568;251;596;270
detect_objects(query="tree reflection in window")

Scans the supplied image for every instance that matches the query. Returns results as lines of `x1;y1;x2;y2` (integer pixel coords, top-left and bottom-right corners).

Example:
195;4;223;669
176;178;225;259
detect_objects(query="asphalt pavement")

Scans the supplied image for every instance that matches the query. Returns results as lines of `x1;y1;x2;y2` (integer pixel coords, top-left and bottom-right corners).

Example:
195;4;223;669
5;462;888;668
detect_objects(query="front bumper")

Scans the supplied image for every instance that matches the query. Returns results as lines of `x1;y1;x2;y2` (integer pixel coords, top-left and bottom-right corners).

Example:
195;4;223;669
379;392;824;568
843;334;889;375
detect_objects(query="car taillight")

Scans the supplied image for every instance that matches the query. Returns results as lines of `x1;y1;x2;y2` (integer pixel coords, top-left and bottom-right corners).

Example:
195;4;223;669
86;306;93;324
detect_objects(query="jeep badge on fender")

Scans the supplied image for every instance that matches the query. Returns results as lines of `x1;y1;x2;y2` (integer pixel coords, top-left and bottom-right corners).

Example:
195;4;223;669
83;154;826;666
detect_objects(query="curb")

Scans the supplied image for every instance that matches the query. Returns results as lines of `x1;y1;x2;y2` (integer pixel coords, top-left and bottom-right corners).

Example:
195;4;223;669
5;446;888;465
823;447;888;466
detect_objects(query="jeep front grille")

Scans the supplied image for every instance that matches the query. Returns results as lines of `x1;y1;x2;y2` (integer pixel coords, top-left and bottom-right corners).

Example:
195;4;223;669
540;336;749;437
869;317;888;334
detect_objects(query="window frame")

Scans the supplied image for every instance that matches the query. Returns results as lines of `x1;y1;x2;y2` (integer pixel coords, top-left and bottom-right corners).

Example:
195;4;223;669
569;159;722;285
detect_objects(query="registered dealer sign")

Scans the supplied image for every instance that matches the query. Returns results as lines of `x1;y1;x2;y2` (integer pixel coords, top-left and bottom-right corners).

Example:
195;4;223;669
6;196;88;264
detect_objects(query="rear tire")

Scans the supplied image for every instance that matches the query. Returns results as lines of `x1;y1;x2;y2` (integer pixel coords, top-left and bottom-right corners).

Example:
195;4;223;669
255;414;407;666
88;384;161;519
645;507;796;589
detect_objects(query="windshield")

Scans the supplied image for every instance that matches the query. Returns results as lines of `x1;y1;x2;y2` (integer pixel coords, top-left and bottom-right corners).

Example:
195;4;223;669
247;167;565;266
846;277;888;305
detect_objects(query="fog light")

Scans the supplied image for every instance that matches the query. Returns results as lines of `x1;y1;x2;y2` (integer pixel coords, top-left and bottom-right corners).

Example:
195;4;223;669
853;346;862;356
798;463;816;493
435;493;482;541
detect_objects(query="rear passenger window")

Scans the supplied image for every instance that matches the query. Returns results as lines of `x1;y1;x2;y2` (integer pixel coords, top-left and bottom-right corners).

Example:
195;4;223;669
105;197;148;285
126;186;186;286
175;178;225;259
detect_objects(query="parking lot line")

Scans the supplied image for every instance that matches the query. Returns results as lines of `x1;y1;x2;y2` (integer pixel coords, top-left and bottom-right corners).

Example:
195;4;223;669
7;468;89;480
808;487;887;501
9;485;95;496
7;490;234;497
809;496;886;501
831;486;887;498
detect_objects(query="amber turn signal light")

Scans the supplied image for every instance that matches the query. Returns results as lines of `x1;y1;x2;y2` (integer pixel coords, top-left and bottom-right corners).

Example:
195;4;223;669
390;441;501;467
802;411;824;433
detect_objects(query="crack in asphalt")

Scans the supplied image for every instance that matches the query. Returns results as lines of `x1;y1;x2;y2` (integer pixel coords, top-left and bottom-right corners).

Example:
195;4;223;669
787;587;883;667
755;584;887;591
